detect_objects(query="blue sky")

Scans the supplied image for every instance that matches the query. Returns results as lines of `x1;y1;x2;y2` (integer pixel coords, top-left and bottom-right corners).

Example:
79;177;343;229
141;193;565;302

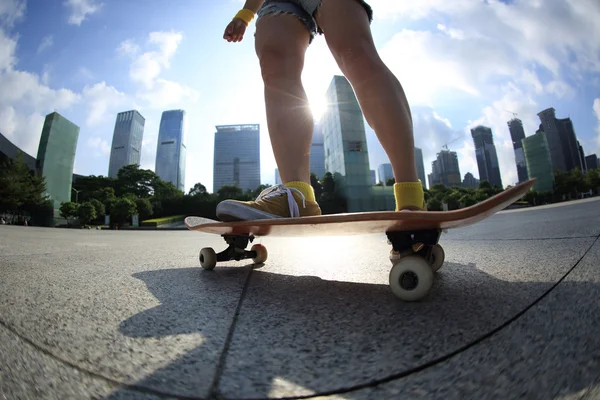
1;0;599;193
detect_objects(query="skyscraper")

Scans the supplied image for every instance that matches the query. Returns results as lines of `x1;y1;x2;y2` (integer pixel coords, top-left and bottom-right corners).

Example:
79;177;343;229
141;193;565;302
370;170;376;185
155;110;186;192
537;107;582;173
522;126;554;193
585;154;598;170
471;125;503;188
507;118;529;183
427;149;461;188
377;163;393;184
462;172;480;189
36;112;80;213
213;124;260;193
322;75;394;211
310;122;326;179
577;141;586;173
414;147;426;188
108;110;145;178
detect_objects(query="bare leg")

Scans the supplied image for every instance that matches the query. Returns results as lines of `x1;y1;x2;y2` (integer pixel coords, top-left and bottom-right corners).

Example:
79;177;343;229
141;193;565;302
316;0;418;183
255;14;313;184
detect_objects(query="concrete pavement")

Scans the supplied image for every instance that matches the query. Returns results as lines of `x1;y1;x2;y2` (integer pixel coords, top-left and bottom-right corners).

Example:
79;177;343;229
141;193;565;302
1;198;599;399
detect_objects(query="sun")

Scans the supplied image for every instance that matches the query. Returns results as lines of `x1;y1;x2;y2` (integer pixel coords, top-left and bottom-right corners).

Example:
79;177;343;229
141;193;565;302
309;96;327;122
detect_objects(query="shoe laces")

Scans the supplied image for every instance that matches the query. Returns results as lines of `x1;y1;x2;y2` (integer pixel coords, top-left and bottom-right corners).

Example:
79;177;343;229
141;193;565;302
256;184;306;218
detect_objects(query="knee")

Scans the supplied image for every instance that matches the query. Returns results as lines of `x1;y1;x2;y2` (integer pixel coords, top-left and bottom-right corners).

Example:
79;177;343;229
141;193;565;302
331;38;382;79
257;44;304;85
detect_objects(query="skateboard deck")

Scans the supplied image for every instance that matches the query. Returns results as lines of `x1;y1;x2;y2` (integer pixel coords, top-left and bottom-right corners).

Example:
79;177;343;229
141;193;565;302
185;179;535;237
186;179;535;302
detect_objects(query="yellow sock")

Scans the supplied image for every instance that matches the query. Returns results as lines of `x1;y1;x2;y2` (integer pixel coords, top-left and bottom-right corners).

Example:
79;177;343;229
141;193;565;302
394;181;425;211
285;181;316;202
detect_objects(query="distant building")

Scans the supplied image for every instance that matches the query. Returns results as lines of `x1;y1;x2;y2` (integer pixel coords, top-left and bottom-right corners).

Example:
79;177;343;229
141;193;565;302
585;154;598;170
370;170;376;185
462;172;480;189
322;75;394;211
577;141;586;173
377;163;393;185
471;125;503;188
0;132;36;170
155;110;186;192
522;126;554;193
507;118;529;183
537;107;582;173
108;110;145;178
414;147;426;188
36;112;80;213
310;122;326;180
428;149;461;188
213;124;260;193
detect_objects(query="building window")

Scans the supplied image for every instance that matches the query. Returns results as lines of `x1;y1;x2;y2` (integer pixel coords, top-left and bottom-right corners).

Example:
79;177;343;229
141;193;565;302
348;141;363;152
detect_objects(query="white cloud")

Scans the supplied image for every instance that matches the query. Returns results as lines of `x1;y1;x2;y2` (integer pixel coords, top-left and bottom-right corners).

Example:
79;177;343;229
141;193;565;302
87;136;110;155
0;0;25;28
0;106;45;156
0;29;17;71
118;39;139;56
37;35;53;53
81;81;127;126
138;79;199;109
124;31;183;89
64;0;103;26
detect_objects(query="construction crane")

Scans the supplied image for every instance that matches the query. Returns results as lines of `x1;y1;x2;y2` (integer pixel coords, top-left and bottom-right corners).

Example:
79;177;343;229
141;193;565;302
441;135;463;151
503;109;519;119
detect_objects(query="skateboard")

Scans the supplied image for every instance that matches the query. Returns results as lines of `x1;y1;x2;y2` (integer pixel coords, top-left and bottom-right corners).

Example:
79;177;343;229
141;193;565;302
186;179;535;301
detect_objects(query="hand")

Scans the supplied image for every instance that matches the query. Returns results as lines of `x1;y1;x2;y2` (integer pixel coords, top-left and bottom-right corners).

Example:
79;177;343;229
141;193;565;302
223;18;248;43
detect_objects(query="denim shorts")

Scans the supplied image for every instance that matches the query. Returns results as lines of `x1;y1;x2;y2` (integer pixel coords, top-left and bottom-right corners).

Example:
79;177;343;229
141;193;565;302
256;0;373;44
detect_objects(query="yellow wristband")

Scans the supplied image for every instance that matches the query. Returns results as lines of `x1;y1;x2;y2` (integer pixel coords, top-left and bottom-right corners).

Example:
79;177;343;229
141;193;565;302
235;9;255;25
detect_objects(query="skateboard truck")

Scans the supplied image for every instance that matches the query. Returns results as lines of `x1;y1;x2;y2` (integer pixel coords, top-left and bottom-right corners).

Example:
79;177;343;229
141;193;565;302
386;228;445;302
199;234;268;270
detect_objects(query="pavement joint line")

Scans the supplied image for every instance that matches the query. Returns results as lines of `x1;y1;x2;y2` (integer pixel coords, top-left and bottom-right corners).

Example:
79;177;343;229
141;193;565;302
242;234;600;400
208;266;256;399
2;234;598;400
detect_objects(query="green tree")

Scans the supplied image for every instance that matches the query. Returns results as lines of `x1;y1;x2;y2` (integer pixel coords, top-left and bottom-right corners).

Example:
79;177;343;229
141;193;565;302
322;172;335;194
188;182;208;197
89;199;106;220
116;164;157;198
443;189;462;210
59;202;79;225
111;198;137;226
251;184;271;199
427;197;443;211
310;173;323;200
77;202;97;226
135;198;154;221
459;194;477;207
153;179;182;199
386;178;395;186
569;168;588;196
0;152;48;215
72;175;115;203
586;168;600;194
217;185;245;200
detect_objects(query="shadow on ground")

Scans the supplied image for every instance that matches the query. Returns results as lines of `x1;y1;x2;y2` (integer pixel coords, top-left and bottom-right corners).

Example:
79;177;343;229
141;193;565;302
103;262;598;400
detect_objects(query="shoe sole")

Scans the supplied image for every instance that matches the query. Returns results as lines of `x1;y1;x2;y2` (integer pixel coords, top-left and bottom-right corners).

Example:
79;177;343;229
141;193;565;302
216;202;283;222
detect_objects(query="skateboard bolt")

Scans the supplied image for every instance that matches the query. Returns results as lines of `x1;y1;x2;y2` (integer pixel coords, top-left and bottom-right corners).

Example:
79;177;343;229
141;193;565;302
399;271;418;291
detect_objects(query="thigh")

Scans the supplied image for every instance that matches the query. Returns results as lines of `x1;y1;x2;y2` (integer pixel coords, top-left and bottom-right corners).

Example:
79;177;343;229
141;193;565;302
314;0;378;67
255;11;311;67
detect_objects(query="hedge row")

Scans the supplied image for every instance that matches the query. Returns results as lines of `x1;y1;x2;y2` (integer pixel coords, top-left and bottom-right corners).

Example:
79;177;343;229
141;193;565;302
141;214;186;227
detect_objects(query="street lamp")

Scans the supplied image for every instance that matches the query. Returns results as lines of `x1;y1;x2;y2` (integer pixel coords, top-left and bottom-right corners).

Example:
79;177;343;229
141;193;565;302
72;188;80;203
